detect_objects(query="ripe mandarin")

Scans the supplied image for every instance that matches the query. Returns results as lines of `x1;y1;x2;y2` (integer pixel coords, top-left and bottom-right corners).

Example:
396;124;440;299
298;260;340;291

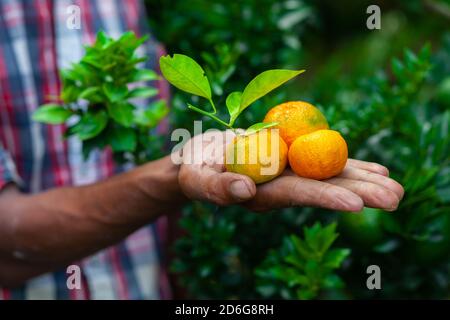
288;129;348;180
263;101;329;146
225;129;288;184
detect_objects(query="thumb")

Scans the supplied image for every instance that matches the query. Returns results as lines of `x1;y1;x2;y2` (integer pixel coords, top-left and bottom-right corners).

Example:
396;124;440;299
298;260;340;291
179;165;256;205
218;172;257;204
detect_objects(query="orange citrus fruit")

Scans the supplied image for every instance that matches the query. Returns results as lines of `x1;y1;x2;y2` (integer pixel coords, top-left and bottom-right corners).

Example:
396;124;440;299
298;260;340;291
288;129;348;180
225;129;288;184
263;101;329;146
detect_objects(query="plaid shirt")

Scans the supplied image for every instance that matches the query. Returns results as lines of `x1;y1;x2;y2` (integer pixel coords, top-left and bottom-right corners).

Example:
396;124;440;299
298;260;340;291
0;0;172;299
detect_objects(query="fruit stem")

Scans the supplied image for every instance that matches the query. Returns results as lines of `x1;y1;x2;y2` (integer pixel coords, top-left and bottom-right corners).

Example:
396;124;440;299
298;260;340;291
187;104;233;129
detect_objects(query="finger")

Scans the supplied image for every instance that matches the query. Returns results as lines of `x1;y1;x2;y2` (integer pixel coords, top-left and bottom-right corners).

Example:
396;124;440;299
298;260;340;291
179;165;256;205
347;159;389;176
336;167;404;200
246;175;364;212
325;177;400;211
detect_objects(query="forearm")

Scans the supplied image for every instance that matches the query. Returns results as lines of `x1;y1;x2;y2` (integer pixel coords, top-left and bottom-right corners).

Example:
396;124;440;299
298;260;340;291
0;155;184;286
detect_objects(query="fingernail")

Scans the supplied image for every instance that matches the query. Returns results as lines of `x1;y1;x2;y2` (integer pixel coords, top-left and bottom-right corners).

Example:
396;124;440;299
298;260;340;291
229;180;253;200
385;205;398;212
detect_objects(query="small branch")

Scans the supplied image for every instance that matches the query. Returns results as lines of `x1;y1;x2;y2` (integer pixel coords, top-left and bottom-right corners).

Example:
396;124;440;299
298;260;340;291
187;104;233;129
209;99;217;114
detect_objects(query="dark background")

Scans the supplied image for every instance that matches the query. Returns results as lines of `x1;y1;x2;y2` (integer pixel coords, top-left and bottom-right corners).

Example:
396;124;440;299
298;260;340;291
144;0;450;299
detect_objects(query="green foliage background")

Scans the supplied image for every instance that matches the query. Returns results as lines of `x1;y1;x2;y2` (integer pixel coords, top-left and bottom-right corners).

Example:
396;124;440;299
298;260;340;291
145;0;450;299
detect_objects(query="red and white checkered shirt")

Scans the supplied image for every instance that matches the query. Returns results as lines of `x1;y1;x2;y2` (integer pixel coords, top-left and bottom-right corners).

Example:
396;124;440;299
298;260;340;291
0;0;172;299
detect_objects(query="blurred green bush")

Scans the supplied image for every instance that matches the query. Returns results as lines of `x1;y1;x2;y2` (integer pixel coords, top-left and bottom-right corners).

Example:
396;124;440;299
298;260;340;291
146;0;450;299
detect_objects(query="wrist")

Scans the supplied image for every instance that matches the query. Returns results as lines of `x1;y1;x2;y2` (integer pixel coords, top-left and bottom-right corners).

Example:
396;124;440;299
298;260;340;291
135;155;187;211
77;155;186;227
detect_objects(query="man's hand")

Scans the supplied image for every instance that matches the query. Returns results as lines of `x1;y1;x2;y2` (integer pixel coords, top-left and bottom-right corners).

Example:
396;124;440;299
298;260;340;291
178;130;404;212
0;156;183;287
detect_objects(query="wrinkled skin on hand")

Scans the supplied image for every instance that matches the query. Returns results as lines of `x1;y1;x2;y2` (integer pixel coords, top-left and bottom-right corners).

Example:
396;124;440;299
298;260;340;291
177;130;404;212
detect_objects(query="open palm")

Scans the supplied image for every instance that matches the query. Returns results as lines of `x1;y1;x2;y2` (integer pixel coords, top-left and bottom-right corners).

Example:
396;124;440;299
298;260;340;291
178;131;404;212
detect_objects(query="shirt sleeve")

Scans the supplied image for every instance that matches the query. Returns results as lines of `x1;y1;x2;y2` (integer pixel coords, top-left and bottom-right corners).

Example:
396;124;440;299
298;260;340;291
0;144;23;191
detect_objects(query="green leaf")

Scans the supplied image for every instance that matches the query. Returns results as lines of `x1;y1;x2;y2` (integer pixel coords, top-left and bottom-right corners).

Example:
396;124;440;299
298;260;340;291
284;254;306;269
131;69;159;82
82;55;103;69
109;126;137;152
245;122;278;135
322;274;345;289
107;102;135;127
288;274;309;287
391;58;404;79
95;30;112;48
79;87;101;100
72;111;108;140
118;32;148;54
290;235;313;259
128;87;158;99
404;49;418;69
159;54;212;99
77;62;95;77
419;43;431;60
225;91;242;124
32;104;72;124
135;100;169;128
240;69;304;112
323;249;351;269
60;68;79;83
297;288;317;300
103;83;128;103
129;57;148;65
316;223;339;254
60;86;81;103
